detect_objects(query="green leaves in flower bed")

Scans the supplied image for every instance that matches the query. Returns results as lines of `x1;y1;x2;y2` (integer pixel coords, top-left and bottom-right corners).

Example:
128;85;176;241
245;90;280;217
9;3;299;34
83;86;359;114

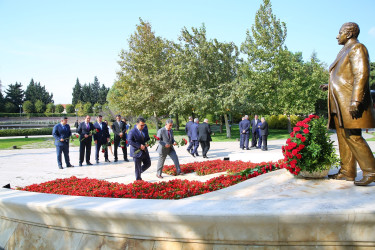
21;160;286;199
0;128;53;137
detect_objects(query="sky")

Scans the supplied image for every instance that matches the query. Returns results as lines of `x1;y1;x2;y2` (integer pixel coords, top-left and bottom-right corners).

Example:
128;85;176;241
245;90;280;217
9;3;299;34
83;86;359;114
1;0;375;104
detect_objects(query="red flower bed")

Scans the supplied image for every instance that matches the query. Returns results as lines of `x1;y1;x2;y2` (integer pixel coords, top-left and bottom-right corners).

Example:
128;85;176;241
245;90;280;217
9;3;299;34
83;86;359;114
21;160;285;200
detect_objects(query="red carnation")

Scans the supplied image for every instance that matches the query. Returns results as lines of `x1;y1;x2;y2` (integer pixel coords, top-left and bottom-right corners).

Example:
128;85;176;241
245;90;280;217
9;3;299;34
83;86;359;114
296;154;302;159
75;134;79;138
96;128;100;132
303;124;309;128
286;138;291;144
293;127;301;132
298;144;305;150
303;129;309;134
183;138;188;144
153;135;160;140
300;136;306;142
296;134;302;139
292;149;298;156
290;132;295;137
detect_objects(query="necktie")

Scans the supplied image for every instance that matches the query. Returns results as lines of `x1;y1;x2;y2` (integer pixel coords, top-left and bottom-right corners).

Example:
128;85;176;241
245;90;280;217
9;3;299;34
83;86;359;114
168;130;171;140
140;130;144;141
86;123;89;130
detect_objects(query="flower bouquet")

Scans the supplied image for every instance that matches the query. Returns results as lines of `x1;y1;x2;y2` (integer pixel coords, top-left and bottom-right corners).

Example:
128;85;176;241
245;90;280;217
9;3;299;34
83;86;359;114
65;134;79;142
282;114;340;177
134;135;159;154
120;138;127;149
101;143;107;153
81;128;99;142
176;138;188;147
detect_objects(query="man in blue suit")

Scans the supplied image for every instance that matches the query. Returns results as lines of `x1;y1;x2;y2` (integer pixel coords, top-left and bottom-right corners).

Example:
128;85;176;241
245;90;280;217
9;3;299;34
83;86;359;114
77;115;94;166
250;115;261;148
185;116;194;154
239;115;251;150
93;115;110;164
238;116;244;148
189;118;200;157
52;117;74;169
128;117;151;181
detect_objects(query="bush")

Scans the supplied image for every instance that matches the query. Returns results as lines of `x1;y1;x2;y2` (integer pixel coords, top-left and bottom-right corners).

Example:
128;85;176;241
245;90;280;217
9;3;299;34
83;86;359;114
5;102;17;113
83;102;93;114
0;128;53;137
66;104;75;113
23;100;34;113
55;104;64;113
35;100;46;113
46;103;55;113
265;115;303;129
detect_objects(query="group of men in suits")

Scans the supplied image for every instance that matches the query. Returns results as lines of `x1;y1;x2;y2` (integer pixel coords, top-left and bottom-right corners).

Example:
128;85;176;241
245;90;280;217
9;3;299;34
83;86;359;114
185;117;213;158
239;115;269;151
53;114;130;169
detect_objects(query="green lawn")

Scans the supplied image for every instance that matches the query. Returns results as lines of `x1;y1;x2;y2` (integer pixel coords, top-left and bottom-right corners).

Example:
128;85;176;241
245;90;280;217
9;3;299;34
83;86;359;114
0;125;291;150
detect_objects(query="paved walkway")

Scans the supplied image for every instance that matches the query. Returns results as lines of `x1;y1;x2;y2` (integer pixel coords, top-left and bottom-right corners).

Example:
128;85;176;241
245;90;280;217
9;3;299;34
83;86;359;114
0;133;374;188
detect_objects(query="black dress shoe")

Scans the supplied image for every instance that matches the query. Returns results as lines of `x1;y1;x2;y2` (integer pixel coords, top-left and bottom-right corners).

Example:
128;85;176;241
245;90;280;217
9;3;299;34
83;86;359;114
196;153;199;156
96;161;99;164
79;163;83;167
354;176;375;186
67;165;74;168
58;166;63;169
190;153;195;158
105;159;111;162
246;148;250;150
87;162;93;166
114;159;118;162
124;159;129;162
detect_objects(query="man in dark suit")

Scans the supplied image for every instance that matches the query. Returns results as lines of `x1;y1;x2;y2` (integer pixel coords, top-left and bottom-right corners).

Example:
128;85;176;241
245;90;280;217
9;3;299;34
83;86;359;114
198;118;212;158
155;119;183;178
52;117;74;169
112;115;129;162
77;115;94;166
128;117;151;181
185;116;194;153
258;117;269;151
239;115;250;150
238;116;244;148
93;115;110;164
250;115;261;148
189;118;200;157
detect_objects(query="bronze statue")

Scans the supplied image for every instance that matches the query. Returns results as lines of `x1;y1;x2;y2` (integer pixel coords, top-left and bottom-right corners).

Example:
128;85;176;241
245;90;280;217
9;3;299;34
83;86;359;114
321;22;375;186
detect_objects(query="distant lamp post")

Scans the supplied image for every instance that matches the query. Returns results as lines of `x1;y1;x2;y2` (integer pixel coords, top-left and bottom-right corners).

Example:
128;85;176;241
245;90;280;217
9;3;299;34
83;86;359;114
19;104;22;117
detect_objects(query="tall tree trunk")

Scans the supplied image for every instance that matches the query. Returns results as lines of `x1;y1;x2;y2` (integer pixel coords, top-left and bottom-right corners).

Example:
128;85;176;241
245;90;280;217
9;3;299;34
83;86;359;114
287;114;291;133
224;113;231;138
154;111;159;131
220;115;223;133
175;114;180;131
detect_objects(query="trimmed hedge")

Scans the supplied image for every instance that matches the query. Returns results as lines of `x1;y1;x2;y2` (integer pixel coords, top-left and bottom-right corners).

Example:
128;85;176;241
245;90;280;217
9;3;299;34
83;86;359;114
0;113;91;118
0;128;53;137
265;115;303;129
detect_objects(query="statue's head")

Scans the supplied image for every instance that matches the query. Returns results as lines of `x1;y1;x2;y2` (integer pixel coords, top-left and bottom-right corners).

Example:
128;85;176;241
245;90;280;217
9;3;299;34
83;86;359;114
337;22;360;45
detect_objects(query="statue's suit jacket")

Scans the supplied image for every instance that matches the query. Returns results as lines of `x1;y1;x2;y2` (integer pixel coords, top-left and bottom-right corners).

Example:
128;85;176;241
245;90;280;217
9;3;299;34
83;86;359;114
328;39;375;129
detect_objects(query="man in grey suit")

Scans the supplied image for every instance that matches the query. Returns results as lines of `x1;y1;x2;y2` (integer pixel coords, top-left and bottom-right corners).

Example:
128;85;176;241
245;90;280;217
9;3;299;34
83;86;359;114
155;119;183;178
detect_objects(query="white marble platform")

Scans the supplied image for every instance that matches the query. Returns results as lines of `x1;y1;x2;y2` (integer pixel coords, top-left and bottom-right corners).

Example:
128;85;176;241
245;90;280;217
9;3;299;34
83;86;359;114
1;134;375;249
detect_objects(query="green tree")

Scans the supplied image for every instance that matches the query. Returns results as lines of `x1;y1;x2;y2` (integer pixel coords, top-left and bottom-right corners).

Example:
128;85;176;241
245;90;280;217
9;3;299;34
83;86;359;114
4;102;17;113
109;18;172;130
240;0;287;115
370;62;375;90
93;102;102;116
46;103;55;113
34;100;46;113
91;77;100;103
23;100;34;113
98;84;109;104
81;83;92;104
75;102;85;116
55;104;64;113
24;79;53;104
83;102;92;114
5;82;24;107
66;104;75;113
72;78;83;105
0;80;4;112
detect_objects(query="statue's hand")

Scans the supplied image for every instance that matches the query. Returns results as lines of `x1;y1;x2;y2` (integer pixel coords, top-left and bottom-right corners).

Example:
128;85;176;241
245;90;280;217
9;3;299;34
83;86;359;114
349;101;361;119
319;84;328;91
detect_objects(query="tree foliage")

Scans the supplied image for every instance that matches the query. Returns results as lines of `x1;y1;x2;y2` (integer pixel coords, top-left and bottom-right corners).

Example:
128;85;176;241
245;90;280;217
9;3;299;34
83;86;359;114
35;100;46;113
23;100;34;113
66;104;75;113
24;79;53;104
46;103;55;113
5;82;24;107
55;104;64;113
370;62;375;90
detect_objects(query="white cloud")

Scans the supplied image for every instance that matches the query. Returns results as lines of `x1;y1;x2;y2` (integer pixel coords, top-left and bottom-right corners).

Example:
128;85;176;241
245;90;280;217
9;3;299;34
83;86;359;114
368;27;375;38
